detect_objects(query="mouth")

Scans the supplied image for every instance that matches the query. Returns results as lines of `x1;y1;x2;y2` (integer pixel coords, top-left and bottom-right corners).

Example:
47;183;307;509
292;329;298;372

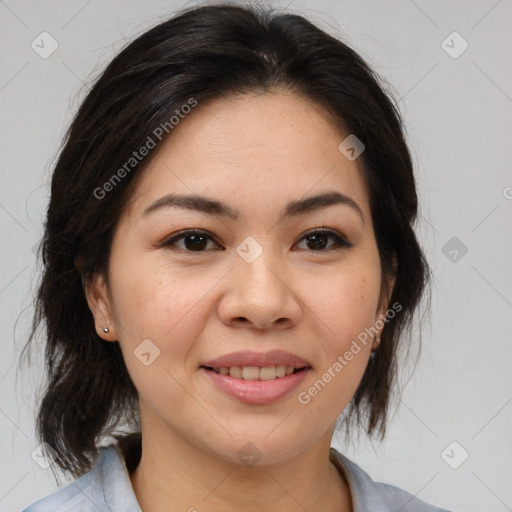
199;350;312;404
201;365;310;381
200;364;311;404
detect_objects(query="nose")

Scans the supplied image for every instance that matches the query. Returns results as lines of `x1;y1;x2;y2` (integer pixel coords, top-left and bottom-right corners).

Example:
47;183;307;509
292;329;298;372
217;249;302;331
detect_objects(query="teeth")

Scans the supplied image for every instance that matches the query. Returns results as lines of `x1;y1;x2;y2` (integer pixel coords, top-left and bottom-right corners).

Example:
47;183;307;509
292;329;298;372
229;366;243;379
242;367;260;380
212;365;302;380
259;366;276;380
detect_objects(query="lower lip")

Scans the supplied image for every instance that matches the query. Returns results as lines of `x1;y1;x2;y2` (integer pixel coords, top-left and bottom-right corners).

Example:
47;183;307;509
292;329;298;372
201;367;311;404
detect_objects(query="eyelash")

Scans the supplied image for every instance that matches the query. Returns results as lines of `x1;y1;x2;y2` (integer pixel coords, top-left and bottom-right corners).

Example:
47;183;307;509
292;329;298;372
160;228;353;253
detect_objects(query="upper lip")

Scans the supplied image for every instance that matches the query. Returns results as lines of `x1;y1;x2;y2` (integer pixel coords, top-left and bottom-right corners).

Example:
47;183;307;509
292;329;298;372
201;350;312;369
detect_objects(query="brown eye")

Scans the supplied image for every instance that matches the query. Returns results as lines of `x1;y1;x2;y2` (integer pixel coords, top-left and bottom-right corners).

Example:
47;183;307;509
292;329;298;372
161;230;221;252
295;229;353;252
161;228;352;253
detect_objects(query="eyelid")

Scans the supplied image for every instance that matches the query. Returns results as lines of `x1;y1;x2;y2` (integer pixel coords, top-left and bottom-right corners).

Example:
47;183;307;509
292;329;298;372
159;227;354;252
293;227;354;250
159;228;222;249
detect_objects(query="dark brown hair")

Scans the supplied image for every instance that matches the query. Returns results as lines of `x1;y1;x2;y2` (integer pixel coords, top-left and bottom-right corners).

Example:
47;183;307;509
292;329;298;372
22;2;431;479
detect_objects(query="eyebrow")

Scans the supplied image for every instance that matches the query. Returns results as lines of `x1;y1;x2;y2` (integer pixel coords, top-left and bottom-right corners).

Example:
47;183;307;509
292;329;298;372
141;191;365;225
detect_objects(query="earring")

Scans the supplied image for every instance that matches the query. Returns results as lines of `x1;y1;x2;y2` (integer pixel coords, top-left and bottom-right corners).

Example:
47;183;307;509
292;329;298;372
100;326;110;333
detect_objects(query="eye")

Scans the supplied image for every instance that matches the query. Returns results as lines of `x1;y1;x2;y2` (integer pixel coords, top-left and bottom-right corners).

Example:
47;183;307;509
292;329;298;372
160;228;353;253
160;229;222;252
294;229;353;252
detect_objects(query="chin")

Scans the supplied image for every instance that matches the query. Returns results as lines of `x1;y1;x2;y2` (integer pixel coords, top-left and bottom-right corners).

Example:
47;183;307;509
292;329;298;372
200;430;315;468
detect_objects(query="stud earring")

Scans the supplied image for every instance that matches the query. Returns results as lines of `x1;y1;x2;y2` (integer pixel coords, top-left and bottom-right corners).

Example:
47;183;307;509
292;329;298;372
100;326;110;333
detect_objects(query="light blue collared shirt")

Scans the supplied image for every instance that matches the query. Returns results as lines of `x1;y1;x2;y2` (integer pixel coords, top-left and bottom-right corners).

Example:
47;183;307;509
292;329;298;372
21;445;452;511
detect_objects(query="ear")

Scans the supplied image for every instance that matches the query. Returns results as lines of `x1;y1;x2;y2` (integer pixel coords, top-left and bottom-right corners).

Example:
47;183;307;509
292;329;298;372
375;253;398;338
84;272;118;341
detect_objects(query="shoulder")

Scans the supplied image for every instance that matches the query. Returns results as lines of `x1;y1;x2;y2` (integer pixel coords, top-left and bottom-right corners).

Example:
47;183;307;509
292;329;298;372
21;445;141;512
329;447;454;512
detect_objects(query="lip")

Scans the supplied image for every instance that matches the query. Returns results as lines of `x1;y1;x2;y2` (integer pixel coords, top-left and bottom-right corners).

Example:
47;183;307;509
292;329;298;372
201;366;311;404
201;349;312;369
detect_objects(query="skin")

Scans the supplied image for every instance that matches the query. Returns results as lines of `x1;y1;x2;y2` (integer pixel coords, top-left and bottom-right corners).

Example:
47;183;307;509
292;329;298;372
86;90;395;512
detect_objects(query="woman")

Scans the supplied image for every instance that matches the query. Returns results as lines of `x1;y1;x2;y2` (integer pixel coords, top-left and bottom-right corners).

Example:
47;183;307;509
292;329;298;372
22;3;451;511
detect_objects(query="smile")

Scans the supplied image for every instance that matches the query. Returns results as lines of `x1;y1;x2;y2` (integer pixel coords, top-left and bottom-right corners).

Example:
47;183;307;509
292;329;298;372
205;365;302;380
200;366;311;404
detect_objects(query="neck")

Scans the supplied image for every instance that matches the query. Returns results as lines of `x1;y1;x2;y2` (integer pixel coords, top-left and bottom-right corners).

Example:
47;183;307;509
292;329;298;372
129;423;352;512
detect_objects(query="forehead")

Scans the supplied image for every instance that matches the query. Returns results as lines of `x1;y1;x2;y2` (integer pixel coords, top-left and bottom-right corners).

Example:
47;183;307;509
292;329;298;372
122;91;370;224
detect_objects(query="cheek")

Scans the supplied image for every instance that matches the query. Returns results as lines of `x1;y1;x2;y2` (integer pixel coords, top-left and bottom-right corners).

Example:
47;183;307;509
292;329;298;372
311;260;382;344
109;267;211;409
107;256;211;370
300;257;381;406
109;250;208;334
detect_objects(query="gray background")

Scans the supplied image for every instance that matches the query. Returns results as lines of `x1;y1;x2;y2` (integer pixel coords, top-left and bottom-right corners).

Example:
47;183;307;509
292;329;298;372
1;0;511;511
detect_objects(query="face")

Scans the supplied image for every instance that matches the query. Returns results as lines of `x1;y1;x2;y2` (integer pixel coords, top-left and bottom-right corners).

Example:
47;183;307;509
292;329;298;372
86;91;394;465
